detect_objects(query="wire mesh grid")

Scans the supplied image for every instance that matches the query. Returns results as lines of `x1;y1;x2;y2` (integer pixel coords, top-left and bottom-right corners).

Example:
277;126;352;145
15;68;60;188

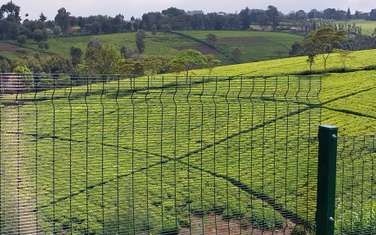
0;73;321;234
336;135;376;235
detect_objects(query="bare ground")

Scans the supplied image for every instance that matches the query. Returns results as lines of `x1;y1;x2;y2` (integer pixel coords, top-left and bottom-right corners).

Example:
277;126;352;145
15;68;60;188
179;215;294;235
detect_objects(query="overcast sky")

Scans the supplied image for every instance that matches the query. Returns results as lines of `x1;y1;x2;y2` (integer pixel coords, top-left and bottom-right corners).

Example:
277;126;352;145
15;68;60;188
8;0;376;20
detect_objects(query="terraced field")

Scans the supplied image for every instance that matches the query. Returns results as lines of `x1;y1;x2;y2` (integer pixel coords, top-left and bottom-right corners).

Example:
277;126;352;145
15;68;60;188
182;31;302;62
335;20;376;35
0;49;375;234
2;30;302;64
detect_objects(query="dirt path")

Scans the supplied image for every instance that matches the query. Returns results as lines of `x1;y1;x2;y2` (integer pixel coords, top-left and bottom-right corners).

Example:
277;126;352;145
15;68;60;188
179;215;294;235
1;105;39;234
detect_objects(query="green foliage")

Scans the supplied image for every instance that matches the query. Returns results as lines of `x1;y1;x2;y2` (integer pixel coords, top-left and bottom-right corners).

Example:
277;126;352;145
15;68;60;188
16;34;27;44
38;41;49;50
82;41;122;75
13;64;31;74
303;27;346;70
42;56;72;74
162;7;185;17
12;64;33;87
52;26;62;36
0;56;11;72
289;42;304;56
206;54;221;74
0;1;21;23
266;5;280;30
184;30;303;62
33;29;48;42
231;48;242;62
17;31;301;64
306;54;316;72
334;49;355;69
206;33;217;45
136;30;146;54
119;59;144;76
70;47;82;67
2;49;376;234
143;56;170;75
120;46;135;59
54;8;71;33
151;24;158;35
168;49;208;76
39;13;47;22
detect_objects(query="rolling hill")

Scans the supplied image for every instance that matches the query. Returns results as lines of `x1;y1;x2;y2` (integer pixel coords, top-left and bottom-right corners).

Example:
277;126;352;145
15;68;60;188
1;31;303;64
1;49;375;234
335;19;376;35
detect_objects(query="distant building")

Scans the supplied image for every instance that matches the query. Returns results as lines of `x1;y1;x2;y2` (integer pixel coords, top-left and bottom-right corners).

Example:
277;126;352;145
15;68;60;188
187;10;204;16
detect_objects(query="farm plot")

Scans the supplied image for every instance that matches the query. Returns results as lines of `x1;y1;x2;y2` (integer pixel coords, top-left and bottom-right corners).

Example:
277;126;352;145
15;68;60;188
1;49;376;234
1;75;321;234
183;30;303;62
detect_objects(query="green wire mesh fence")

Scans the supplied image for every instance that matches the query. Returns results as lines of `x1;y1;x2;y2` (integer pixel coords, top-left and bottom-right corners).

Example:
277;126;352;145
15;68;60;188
336;135;376;235
1;73;322;234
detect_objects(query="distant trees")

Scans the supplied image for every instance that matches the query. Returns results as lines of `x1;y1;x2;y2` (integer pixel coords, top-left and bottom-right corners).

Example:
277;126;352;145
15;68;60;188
206;33;218;45
81;39;121;75
335;49;354;69
206;54;221;74
16;34;27;44
39;13;47;23
231;48;242;62
162;7;186;18
302;27;346;70
169;49;208;77
41;56;71;74
306;54;316;72
38;41;49;50
13;65;31;77
289;42;304;56
143;56;170;75
0;1;22;39
32;29;48;42
136;30;146;54
266;5;280;30
239;7;252;29
0;1;21;23
2;1;376;44
120;46;135;59
70;47;82;67
290;27;350;71
370;9;376;20
0;56;11;72
54;8;71;33
346;8;352;20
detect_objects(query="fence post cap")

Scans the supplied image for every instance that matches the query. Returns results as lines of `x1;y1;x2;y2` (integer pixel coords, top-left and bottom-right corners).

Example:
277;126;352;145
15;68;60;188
319;125;338;130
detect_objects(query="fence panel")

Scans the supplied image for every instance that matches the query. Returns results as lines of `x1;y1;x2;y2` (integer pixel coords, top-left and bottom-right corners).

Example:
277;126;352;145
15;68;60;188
336;135;376;235
0;73;321;234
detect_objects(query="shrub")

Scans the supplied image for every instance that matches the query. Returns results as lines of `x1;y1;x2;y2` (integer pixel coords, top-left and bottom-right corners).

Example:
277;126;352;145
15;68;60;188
16;34;27;44
38;41;49;50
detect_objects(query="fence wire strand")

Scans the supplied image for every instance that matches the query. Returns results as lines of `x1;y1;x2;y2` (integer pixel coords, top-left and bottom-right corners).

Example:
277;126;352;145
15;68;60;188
336;135;376;235
0;73;338;235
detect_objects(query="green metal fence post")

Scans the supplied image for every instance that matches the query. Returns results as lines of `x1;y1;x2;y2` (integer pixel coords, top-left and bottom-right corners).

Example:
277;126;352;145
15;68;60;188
316;125;338;235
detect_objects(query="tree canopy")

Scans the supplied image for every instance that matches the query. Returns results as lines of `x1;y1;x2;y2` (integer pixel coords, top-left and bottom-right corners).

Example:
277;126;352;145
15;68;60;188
303;27;346;70
169;49;209;76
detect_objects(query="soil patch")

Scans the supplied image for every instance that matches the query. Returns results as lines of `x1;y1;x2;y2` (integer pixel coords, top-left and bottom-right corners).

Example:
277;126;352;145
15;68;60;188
0;42;26;53
179;215;295;235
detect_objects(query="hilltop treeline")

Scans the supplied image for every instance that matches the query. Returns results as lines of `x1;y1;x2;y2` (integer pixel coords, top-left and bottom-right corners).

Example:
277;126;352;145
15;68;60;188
2;1;376;43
